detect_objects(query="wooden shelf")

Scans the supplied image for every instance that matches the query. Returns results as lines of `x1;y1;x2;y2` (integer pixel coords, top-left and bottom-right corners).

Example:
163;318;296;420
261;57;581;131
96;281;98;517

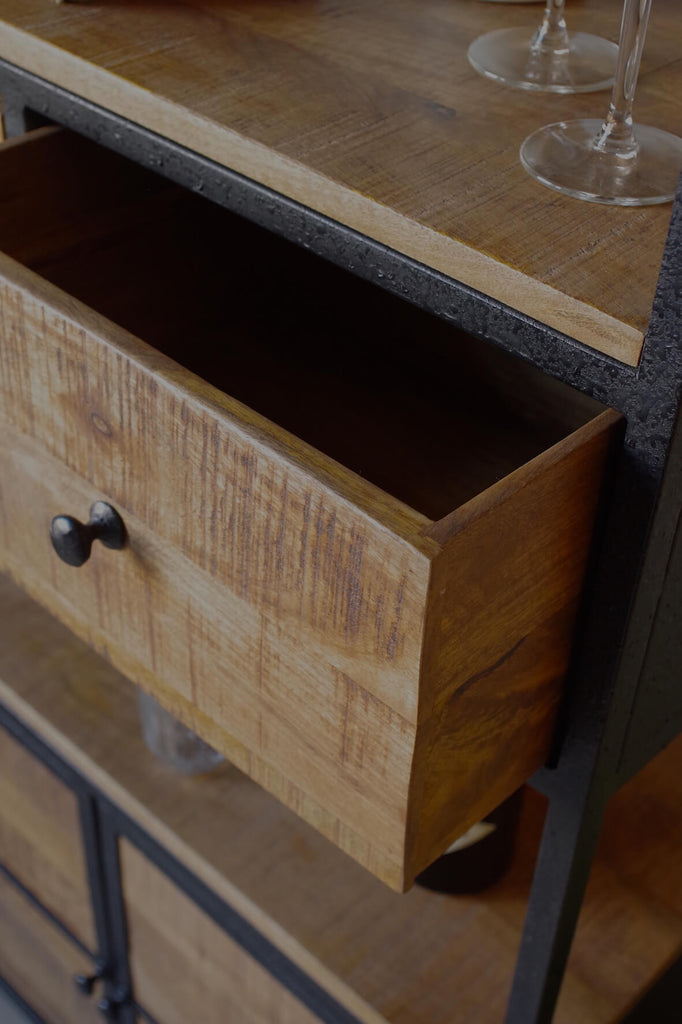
0;574;680;1024
0;0;679;365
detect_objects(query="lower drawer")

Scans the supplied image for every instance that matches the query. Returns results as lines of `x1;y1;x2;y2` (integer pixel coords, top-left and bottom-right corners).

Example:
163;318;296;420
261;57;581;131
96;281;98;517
0;127;621;889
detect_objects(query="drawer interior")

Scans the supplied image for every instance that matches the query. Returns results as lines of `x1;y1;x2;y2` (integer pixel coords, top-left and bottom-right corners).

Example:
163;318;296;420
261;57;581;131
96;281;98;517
1;129;605;521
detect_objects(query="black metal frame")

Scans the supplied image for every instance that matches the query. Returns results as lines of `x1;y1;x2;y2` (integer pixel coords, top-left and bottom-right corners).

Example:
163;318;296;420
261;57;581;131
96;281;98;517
0;703;128;1019
0;702;361;1024
0;861;93;959
99;799;362;1024
0;60;680;1024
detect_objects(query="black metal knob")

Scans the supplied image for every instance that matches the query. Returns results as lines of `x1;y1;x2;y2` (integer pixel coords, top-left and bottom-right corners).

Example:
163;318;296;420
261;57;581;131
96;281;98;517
97;998;118;1021
50;501;126;567
74;960;107;996
97;989;129;1021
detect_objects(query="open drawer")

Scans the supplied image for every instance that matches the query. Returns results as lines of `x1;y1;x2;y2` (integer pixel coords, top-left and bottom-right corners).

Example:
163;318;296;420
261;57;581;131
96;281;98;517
0;128;621;890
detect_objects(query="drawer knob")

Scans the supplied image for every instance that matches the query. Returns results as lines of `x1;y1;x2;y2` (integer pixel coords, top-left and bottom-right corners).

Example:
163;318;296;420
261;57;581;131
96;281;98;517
96;988;130;1021
74;959;108;996
50;501;126;567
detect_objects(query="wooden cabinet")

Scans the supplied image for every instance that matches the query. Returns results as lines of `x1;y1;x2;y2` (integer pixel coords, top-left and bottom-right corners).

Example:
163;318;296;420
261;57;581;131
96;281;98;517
0;1;680;1021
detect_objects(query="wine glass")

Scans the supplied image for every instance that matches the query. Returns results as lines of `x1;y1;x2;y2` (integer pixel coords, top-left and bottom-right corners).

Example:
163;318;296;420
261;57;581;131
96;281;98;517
520;0;682;205
468;0;618;93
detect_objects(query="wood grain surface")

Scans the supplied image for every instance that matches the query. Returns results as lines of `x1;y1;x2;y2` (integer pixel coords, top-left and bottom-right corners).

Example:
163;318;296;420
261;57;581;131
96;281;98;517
0;575;680;1024
0;869;100;1024
0;126;622;887
0;0;678;363
121;840;321;1024
0;727;96;950
408;413;621;875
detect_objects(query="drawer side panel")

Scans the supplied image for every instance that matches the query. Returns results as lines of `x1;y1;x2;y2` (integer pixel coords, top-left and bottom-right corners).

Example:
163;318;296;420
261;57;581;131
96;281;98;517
405;412;622;880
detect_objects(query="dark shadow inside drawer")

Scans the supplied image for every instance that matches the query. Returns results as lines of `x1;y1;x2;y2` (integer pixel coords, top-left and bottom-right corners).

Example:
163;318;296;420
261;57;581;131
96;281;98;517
3;129;605;521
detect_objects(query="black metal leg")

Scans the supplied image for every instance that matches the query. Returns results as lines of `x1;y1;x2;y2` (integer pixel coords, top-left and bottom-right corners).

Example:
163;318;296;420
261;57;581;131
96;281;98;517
503;775;609;1024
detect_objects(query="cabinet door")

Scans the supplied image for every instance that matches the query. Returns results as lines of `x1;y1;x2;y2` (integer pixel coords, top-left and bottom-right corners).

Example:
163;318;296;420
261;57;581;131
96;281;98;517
120;840;321;1024
0;725;97;948
0;869;101;1024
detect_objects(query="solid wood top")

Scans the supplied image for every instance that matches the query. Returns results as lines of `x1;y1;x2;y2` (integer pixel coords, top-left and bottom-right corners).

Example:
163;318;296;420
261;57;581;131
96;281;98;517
0;0;679;366
0;575;680;1024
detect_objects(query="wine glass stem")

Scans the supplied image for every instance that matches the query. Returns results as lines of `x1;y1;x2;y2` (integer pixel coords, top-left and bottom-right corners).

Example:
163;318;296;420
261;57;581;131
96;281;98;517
531;1;569;57
596;0;652;155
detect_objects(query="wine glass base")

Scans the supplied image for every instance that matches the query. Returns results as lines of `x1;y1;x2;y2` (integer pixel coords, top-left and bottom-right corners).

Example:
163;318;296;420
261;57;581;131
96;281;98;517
467;27;618;93
520;120;682;205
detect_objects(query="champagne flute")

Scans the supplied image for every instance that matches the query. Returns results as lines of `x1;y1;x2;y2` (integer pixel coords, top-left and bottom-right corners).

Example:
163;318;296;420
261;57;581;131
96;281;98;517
468;0;618;93
520;0;682;205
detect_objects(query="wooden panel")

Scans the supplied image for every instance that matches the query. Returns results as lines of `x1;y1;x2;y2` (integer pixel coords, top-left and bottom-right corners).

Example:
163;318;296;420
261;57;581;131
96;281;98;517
0;127;177;271
0;420;421;890
0;577;681;1024
0;1;678;362
120;840;321;1024
0;870;100;1024
406;414;622;874
0;727;96;949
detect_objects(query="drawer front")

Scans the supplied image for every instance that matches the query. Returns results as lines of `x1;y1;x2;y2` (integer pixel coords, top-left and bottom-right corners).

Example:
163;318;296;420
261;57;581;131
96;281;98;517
0;724;97;949
0;870;101;1024
0;300;427;890
0;129;621;889
120;840;322;1024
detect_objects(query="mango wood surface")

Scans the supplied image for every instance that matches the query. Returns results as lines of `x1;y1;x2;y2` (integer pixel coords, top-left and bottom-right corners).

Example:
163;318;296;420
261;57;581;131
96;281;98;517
121;841;321;1024
0;128;621;887
0;1;679;363
0;576;681;1024
0;727;96;950
0;870;100;1024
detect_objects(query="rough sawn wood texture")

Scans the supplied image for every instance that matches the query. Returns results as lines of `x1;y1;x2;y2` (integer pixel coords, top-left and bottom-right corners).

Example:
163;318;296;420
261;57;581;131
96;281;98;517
0;128;622;889
0;0;678;363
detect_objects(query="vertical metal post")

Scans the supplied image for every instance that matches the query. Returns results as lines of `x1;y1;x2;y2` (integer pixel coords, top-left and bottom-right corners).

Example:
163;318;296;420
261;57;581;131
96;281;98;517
96;802;137;1024
504;175;682;1023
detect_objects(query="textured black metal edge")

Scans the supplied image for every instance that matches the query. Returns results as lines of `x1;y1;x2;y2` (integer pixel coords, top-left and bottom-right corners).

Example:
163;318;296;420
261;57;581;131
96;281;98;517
504;169;682;1023
529;171;682;795
0;698;360;1024
612;173;682;780
0;974;47;1024
102;799;362;1024
0;58;639;407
